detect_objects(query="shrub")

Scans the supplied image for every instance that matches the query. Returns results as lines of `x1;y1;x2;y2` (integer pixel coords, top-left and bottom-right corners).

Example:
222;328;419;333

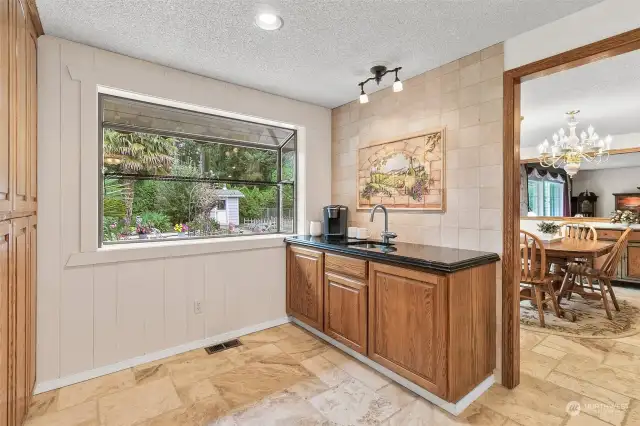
139;212;172;232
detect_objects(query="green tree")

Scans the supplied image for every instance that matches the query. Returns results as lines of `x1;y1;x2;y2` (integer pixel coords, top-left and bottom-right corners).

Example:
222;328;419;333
103;130;177;224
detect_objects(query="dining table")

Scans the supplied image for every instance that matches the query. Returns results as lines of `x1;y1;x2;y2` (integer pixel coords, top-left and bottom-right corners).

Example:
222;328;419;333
542;238;616;307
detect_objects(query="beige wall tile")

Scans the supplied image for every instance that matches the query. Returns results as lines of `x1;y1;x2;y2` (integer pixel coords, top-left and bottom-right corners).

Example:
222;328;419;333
460;105;481;128
480;77;503;102
480;165;503;188
481;43;504;60
459;84;481;108
459;125;481;148
480;99;503;124
460;63;481;88
480;230;502;253
480;143;503;166
480;54;505;81
441;71;460;93
460;51;482;68
440;60;459;74
459;209;480;229
441;91;459;112
459;228;480;250
480;209;502;230
480;187;503;209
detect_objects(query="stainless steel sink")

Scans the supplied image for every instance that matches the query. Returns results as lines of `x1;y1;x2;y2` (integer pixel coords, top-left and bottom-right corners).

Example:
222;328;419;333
345;241;397;252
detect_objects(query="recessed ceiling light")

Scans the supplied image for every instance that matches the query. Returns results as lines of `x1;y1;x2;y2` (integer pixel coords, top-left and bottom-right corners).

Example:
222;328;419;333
255;12;283;31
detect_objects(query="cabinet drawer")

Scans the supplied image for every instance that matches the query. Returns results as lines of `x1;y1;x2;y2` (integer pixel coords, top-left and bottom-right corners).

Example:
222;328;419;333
630;231;640;242
325;253;368;280
598;230;622;241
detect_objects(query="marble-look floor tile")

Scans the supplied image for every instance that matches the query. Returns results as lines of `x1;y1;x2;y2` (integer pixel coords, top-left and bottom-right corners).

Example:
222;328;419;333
555;355;640;399
26;389;59;419
310;377;400;425
98;377;182;426
231;391;328;425
617;333;640;349
24;401;98;426
167;351;237;388
285;376;331;400
239;326;292;344
520;329;547;351
140;393;231;426
381;399;506;425
133;364;169;385
57;369;136;410
624;399;640;426
566;413;612;426
224;343;284;366
279;323;315;340
300;354;351;387
322;348;391;390
603;349;640;375
531;344;566;360
545;371;630;408
176;378;219;406
212;358;312;410
520;350;560;380
538;335;614;363
275;334;329;361
476;374;582;426
376;383;417;410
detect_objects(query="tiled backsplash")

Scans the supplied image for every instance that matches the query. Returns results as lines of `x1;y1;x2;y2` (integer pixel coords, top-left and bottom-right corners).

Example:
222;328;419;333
331;43;504;254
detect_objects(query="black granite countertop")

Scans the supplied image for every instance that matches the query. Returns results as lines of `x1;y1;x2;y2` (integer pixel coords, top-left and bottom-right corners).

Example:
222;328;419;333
284;235;500;273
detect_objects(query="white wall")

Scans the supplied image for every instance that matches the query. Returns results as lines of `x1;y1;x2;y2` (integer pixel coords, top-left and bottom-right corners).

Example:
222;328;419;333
37;36;331;387
572;166;640;217
505;0;640;70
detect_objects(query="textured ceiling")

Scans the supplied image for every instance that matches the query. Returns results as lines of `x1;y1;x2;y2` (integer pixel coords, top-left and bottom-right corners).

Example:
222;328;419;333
37;0;604;108
521;49;640;147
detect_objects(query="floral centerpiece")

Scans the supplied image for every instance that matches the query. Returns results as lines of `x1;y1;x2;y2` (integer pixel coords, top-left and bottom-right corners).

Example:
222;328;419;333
610;210;639;225
537;221;561;240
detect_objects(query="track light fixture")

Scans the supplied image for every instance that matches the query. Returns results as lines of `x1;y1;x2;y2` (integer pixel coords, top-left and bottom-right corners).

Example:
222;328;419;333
357;65;403;103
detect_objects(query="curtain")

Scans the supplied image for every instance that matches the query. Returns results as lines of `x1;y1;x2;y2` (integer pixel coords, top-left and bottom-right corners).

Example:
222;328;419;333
526;166;570;216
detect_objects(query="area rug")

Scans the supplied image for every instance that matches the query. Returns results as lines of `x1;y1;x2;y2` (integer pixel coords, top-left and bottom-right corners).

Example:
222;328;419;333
520;295;640;338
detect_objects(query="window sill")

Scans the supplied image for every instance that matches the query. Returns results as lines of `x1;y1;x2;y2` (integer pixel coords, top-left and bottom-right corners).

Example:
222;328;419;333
66;234;288;267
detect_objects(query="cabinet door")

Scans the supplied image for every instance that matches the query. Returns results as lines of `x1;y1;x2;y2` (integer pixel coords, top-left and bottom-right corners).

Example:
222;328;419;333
324;272;367;354
627;245;640;281
287;246;324;331
0;222;10;426
11;217;27;425
26;26;36;210
368;262;448;398
0;1;10;213
12;0;29;213
26;216;35;395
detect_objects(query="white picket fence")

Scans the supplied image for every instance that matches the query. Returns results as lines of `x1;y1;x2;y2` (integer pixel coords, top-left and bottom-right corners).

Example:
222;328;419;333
242;217;294;231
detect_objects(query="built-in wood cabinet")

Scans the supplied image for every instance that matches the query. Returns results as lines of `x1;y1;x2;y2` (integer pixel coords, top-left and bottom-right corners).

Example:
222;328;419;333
324;272;367;354
287;246;324;330
0;0;40;424
368;262;448;397
286;243;497;404
597;229;640;285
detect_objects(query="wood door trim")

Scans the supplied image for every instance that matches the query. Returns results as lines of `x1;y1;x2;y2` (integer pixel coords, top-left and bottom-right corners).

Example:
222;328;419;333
502;27;640;388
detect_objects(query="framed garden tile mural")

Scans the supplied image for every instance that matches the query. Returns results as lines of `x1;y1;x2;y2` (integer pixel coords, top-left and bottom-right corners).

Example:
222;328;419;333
357;129;445;211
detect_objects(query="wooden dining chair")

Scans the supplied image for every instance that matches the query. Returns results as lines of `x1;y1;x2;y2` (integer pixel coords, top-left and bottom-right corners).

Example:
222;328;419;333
520;230;562;327
555;222;599;296
561;228;631;320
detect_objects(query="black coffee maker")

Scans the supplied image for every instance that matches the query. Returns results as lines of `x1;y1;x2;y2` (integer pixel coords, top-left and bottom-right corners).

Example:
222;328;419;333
322;205;348;238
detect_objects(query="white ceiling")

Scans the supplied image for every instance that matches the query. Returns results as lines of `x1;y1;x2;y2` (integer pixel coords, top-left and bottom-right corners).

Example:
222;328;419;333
521;49;640;147
36;0;604;108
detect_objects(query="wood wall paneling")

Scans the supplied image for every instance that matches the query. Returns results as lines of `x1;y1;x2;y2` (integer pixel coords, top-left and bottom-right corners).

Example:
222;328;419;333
627;246;640;279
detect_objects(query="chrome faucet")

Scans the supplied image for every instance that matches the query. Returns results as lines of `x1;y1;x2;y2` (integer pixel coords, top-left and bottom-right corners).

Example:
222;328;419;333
370;204;397;244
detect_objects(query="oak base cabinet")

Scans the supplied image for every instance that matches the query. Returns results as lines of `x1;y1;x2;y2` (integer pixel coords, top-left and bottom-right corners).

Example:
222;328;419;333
286;246;324;331
324;272;367;354
286;243;497;404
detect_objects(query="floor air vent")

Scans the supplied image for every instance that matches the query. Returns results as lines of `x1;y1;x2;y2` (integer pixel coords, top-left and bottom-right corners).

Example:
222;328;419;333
204;339;242;354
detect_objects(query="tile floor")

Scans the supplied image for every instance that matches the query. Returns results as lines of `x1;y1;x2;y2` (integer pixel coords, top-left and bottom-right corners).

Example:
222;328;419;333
26;287;640;425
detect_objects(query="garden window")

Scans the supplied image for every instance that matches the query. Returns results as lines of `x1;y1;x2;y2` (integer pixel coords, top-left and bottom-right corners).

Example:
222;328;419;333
99;95;296;245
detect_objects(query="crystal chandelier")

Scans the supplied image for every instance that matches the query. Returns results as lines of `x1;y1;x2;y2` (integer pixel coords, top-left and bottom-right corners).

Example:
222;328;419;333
537;110;612;178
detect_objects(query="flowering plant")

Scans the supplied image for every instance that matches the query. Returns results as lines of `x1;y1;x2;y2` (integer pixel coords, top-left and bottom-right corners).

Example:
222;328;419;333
136;224;152;235
174;223;189;233
537;221;561;235
611;210;639;224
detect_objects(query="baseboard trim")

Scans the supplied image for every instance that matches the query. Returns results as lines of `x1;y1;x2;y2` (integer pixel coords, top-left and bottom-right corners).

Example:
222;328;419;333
291;317;495;416
34;316;291;395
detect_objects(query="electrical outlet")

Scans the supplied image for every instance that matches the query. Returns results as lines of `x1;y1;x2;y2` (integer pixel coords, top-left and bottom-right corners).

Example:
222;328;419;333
194;300;202;314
